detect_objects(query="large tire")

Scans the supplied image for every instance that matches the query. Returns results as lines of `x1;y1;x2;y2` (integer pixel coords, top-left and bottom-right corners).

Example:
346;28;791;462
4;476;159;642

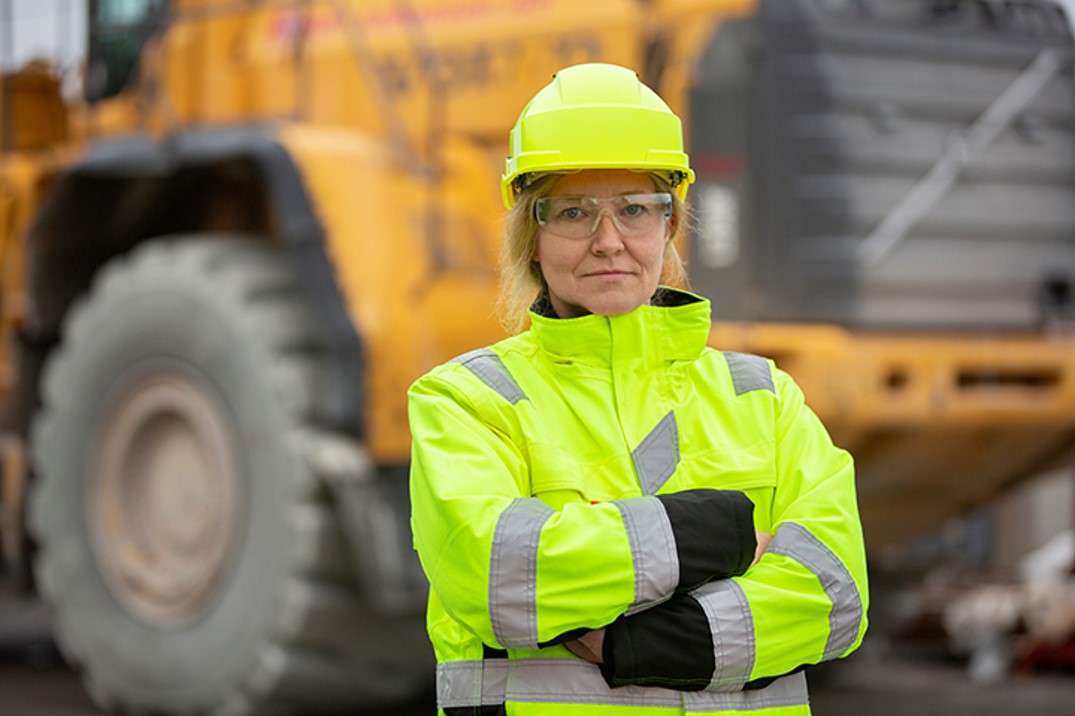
29;237;430;715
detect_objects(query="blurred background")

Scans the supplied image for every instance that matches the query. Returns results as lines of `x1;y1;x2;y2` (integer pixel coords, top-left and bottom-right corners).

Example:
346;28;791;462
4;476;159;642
1;0;1074;713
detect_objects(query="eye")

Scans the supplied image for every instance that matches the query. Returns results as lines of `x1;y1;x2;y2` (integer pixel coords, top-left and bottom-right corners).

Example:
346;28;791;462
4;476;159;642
557;206;587;221
621;202;649;218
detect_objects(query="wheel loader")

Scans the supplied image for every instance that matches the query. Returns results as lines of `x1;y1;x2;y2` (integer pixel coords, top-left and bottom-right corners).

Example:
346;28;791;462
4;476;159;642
1;0;1074;712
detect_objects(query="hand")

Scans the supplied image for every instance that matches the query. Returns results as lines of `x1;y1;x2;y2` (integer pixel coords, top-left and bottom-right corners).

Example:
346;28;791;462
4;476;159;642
565;628;605;664
753;530;773;567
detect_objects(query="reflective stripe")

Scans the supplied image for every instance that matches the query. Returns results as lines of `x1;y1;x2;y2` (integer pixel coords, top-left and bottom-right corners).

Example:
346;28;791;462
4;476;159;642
769;521;864;661
489;498;554;649
684;672;808;713
691;579;756;691
725;353;774;396
453;348;528;404
614;496;679;616
631;410;680;494
438;658;509;707
437;658;809;711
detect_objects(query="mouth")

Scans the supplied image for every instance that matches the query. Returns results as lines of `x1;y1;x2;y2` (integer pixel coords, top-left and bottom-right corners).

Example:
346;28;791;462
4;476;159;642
584;269;633;278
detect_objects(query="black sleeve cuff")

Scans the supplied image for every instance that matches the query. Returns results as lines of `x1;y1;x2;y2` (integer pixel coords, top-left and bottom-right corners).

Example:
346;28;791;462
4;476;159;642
599;593;713;690
657;489;756;591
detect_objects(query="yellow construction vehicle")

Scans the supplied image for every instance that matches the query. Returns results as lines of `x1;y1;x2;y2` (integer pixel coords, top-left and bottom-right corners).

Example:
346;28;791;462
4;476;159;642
1;0;1074;713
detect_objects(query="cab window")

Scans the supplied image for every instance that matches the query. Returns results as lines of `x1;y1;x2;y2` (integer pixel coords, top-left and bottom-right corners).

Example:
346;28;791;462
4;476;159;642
87;0;170;101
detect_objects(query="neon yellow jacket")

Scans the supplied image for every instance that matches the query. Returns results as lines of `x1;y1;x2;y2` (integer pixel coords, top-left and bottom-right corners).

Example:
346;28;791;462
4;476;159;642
409;289;868;715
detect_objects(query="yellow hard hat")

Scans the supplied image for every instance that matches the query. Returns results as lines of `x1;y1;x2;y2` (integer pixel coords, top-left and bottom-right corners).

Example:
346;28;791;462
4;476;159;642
501;63;695;208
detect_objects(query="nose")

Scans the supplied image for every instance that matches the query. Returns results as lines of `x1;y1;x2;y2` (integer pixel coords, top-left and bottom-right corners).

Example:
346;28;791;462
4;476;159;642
590;211;625;255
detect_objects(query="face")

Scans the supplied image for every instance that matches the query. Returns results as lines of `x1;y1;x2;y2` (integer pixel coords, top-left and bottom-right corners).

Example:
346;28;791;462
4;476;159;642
535;169;672;319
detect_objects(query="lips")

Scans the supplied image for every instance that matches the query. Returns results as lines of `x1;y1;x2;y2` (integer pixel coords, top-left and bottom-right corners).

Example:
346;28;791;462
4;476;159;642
584;269;633;278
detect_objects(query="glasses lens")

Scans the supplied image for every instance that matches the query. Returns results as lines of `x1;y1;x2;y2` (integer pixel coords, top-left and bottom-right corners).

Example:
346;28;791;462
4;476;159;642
535;196;597;238
535;194;672;239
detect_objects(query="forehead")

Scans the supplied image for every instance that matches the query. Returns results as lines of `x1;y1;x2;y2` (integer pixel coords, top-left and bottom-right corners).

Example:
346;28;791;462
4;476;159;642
548;169;656;197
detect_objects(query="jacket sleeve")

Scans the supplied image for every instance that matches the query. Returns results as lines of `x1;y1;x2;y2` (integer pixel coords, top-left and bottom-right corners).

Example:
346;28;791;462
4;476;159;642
600;365;869;691
408;366;757;651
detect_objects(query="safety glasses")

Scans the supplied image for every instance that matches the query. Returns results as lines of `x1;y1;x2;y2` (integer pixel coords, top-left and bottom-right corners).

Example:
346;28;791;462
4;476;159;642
535;193;672;239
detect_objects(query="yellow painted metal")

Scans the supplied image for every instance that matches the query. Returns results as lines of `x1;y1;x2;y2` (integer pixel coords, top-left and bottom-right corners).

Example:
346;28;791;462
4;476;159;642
140;1;646;144
712;323;1075;428
712;322;1075;544
0;434;25;568
278;125;505;459
0;62;68;152
0;61;72;419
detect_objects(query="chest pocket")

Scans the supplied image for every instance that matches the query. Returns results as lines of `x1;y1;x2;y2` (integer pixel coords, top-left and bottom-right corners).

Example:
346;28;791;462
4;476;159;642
527;439;643;510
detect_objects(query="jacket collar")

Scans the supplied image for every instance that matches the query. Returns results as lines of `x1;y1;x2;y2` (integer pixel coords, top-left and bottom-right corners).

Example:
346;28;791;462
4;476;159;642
527;287;711;367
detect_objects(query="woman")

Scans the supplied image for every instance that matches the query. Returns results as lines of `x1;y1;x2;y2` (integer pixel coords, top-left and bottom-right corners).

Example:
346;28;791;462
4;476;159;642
409;62;868;716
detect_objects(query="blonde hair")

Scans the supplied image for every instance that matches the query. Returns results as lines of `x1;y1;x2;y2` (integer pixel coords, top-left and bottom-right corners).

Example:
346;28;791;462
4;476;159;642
496;173;690;334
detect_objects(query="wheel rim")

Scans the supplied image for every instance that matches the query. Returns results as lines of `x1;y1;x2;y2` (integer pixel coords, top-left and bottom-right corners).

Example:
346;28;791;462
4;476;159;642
90;370;243;625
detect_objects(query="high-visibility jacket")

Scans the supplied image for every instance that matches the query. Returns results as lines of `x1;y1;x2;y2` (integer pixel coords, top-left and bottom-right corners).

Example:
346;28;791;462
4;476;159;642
408;289;868;715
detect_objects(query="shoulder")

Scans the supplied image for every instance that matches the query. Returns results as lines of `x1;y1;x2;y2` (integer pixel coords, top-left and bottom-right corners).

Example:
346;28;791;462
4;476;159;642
718;351;777;396
409;333;537;406
693;348;779;397
696;349;808;416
